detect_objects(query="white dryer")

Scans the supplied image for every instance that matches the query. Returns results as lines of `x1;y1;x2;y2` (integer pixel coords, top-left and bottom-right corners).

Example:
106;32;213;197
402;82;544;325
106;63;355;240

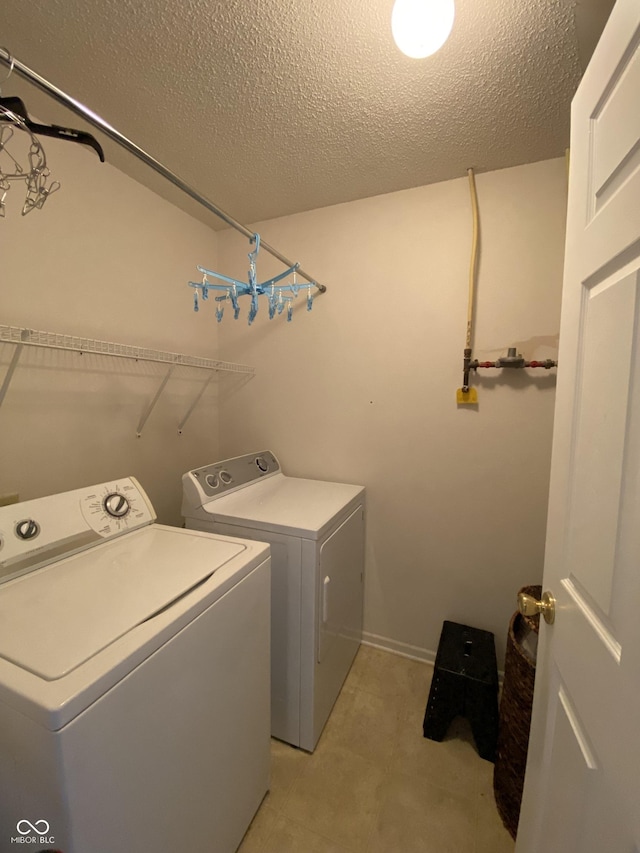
0;477;270;853
182;451;365;752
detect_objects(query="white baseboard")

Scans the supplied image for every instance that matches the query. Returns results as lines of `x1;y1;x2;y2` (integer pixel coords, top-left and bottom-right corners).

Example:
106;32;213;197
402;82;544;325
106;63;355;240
361;631;436;666
361;630;505;682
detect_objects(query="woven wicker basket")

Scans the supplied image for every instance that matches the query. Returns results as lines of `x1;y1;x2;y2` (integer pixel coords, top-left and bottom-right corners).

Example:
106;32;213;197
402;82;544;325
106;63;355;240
493;585;542;840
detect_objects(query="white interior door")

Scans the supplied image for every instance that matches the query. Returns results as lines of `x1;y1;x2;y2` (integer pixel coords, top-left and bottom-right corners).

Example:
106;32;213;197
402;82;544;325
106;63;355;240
515;2;640;850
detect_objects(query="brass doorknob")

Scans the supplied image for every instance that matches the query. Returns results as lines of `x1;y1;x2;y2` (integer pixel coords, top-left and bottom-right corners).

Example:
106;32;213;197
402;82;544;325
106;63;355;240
518;590;556;625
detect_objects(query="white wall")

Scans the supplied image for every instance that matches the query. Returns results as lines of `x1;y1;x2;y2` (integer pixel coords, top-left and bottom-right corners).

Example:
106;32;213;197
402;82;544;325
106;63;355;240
216;158;567;665
0;136;221;524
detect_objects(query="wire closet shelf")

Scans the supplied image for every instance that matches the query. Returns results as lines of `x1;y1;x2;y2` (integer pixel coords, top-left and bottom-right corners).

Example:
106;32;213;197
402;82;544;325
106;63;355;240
0;326;254;374
0;326;254;436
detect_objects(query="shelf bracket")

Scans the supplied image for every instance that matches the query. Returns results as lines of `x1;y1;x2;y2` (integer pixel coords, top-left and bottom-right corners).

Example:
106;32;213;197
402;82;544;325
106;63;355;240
178;372;215;435
136;365;176;437
0;343;24;409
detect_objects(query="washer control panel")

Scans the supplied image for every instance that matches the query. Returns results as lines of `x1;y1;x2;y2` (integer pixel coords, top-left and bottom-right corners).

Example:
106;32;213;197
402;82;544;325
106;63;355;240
0;477;156;586
185;451;280;502
79;480;155;537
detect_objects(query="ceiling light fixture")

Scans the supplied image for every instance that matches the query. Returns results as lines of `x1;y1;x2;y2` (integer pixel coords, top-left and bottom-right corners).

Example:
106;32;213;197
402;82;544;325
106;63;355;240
391;0;455;59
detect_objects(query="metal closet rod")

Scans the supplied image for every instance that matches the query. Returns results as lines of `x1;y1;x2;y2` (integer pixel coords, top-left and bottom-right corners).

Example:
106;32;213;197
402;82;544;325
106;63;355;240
0;48;326;295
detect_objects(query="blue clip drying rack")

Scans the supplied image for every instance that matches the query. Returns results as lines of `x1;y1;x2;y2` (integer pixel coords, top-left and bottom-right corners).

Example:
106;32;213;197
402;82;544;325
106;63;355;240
189;233;316;325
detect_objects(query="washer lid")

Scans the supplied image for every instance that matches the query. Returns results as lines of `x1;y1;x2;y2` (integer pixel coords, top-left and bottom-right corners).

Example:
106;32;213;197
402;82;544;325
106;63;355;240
0;526;246;681
200;473;365;538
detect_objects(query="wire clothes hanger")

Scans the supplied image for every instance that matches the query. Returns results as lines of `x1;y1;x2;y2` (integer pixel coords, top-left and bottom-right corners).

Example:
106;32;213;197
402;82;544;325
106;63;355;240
0;101;61;216
0;95;105;162
0;47;104;215
0;49;104;163
189;233;318;325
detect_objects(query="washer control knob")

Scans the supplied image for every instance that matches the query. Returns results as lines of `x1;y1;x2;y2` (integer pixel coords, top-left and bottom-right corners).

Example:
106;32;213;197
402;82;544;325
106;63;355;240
103;493;130;518
206;473;219;489
15;519;40;541
255;456;269;473
219;470;233;485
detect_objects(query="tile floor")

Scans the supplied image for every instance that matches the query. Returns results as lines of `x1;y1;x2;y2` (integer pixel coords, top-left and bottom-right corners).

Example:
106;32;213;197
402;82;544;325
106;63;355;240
238;644;515;853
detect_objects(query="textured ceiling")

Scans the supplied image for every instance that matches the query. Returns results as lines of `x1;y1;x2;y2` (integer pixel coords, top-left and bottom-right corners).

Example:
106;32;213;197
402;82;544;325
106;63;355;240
0;0;615;230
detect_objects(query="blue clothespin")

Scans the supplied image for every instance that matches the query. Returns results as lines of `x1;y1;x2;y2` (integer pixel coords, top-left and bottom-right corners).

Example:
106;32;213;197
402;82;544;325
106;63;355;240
248;233;260;293
268;290;277;320
214;294;227;323
248;290;259;324
227;286;238;319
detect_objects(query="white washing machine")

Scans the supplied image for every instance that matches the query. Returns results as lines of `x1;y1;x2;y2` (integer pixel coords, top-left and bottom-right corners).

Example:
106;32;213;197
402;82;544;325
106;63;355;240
182;451;365;752
0;477;270;853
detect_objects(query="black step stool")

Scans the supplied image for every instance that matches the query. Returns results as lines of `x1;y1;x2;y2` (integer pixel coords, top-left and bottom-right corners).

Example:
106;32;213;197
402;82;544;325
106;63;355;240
423;621;499;762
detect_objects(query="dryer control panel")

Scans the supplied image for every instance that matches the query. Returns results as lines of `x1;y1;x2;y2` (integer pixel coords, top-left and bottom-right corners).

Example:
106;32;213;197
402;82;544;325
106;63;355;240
183;451;280;508
0;478;156;586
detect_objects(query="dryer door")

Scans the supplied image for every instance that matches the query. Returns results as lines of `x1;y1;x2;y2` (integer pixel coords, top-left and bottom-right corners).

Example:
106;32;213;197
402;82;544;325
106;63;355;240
317;506;364;665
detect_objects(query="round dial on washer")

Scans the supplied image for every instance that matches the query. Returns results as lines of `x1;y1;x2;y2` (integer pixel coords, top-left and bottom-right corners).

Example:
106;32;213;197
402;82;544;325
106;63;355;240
255;456;269;473
206;473;219;489
15;519;40;541
219;470;233;485
103;493;130;518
